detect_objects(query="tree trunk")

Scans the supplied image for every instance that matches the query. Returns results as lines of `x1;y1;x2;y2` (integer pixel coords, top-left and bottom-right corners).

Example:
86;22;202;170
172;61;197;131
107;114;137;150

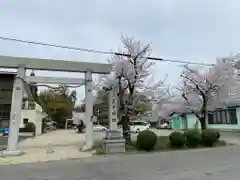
121;115;131;143
199;116;206;130
199;98;207;130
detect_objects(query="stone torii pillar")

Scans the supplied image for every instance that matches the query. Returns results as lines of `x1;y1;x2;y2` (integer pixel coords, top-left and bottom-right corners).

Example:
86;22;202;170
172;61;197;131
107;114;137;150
2;66;25;156
82;71;93;151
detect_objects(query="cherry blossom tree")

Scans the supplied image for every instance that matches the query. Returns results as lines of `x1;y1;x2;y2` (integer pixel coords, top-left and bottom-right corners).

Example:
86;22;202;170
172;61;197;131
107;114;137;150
95;36;168;141
144;76;173;121
178;58;236;130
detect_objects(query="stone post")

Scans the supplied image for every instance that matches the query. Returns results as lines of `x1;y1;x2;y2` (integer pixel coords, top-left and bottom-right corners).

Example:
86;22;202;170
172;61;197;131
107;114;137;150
103;86;125;154
2;66;25;156
82;71;93;151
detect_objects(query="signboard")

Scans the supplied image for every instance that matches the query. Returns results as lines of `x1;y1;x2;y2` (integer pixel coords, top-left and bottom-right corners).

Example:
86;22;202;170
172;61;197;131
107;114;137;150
111;93;118;122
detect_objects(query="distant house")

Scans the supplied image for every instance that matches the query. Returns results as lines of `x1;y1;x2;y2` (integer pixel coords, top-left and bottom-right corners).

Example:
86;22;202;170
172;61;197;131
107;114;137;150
171;97;240;131
65;111;98;129
21;101;47;135
0;71;45;136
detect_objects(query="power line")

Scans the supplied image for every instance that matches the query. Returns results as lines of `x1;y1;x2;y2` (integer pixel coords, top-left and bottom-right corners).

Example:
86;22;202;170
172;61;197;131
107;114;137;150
0;36;214;66
0;36;112;55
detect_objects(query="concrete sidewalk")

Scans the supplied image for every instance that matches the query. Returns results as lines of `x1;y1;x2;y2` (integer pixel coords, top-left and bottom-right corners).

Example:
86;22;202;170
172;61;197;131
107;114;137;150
0;146;92;165
0;130;92;165
19;130;86;148
220;132;240;145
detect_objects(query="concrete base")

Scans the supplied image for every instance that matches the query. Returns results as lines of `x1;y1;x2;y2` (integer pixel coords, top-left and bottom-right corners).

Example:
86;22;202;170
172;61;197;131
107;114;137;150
46;146;55;154
103;130;126;154
18;132;34;137
80;144;92;152
1;149;24;157
105;130;123;139
103;139;126;154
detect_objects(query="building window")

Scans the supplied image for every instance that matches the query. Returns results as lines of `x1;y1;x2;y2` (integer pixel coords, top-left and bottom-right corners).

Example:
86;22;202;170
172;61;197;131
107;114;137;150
23;118;29;124
22;102;26;109
28;102;36;110
208;108;237;124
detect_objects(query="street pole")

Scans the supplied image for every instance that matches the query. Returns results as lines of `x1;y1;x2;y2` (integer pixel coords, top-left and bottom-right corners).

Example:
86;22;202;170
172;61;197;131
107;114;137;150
82;71;93;151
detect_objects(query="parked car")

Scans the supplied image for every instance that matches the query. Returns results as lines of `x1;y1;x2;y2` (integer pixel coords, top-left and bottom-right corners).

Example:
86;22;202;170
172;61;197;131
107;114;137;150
130;121;150;133
93;124;107;132
44;121;57;133
156;122;171;129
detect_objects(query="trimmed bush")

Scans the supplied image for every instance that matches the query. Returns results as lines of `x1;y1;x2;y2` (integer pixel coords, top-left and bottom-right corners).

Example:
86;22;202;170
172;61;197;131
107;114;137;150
201;129;218;147
211;130;221;141
19;122;36;136
169;131;186;148
216;131;221;140
184;130;201;147
136;130;158;151
25;122;36;132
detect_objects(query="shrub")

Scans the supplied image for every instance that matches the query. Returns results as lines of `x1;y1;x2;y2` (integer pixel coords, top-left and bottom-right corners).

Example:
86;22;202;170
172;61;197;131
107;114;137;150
210;130;221;141
136;130;158;151
25;122;36;132
184;130;201;147
216;131;221;140
169;131;186;148
19;122;36;136
201;129;218;147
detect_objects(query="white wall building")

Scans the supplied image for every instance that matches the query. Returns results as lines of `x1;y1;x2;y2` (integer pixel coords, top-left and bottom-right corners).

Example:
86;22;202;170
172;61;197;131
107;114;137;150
20;101;47;135
0;71;45;136
72;112;85;125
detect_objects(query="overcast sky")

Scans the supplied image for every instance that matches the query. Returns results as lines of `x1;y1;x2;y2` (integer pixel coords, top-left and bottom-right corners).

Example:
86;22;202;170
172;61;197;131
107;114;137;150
0;0;239;104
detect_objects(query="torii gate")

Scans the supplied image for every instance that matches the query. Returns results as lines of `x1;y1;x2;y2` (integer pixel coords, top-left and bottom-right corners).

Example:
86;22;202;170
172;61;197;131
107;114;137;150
0;55;112;156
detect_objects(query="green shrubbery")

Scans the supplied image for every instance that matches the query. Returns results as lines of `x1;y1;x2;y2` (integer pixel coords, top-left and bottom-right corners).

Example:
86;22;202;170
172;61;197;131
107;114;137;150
136;130;158;151
169;129;221;149
184;130;201;147
201;129;219;147
169;131;186;148
93;129;224;155
19;122;36;136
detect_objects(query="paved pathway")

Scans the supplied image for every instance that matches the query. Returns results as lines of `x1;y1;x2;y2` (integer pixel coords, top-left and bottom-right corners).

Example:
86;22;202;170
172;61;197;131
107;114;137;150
0;145;240;179
0;130;92;165
219;132;240;145
19;130;86;148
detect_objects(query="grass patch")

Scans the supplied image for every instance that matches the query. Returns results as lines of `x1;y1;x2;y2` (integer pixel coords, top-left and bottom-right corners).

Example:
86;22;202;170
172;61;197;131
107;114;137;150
93;136;227;155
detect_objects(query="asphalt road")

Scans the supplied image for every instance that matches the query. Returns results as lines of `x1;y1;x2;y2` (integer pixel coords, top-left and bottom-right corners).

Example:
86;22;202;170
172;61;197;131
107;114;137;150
0;145;240;180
